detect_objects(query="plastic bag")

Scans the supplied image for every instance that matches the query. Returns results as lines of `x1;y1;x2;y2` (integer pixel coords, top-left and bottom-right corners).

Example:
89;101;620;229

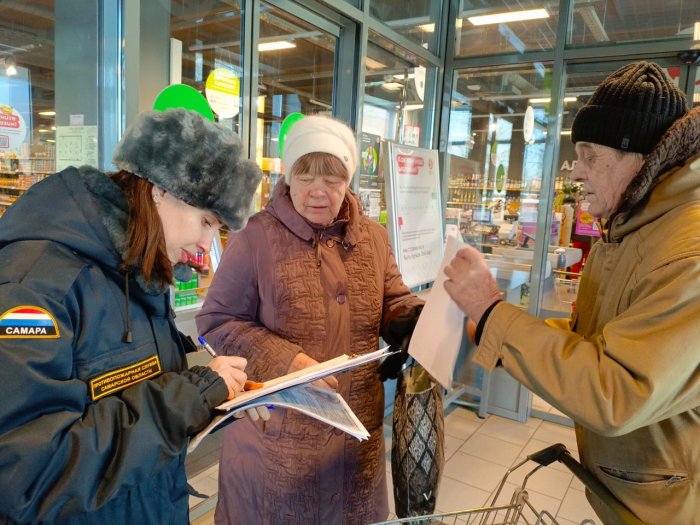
391;363;445;519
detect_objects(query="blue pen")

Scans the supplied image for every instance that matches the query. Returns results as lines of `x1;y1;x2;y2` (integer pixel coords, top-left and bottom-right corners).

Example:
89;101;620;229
197;336;218;357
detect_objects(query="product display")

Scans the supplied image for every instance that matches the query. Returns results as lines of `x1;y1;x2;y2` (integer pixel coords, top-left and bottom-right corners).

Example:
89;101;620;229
0;151;55;217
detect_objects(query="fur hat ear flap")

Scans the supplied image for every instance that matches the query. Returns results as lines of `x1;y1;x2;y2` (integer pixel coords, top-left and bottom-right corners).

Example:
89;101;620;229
113;108;261;230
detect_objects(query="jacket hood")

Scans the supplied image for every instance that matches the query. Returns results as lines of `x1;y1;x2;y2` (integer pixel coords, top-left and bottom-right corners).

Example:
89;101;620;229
0;166;124;270
611;107;700;240
264;175;363;246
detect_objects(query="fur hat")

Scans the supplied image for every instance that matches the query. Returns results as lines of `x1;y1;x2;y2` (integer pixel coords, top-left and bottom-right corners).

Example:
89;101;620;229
571;62;688;155
282;115;358;185
113;108;261;230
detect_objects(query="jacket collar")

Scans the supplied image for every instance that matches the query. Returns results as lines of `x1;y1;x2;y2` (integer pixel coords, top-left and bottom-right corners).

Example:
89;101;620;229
610;108;700;240
81;166;169;295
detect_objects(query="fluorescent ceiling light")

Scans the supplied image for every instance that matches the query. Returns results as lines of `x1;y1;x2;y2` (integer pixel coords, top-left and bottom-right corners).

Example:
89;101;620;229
381;82;403;92
398;104;424;111
560;130;572;135
529;96;577;104
468;8;549;26
694;21;700;41
258;41;296;52
417;23;435;33
39;110;56;116
365;57;387;70
393;73;415;80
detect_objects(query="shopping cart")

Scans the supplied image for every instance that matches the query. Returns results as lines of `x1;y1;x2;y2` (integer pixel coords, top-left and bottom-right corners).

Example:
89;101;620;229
371;443;646;525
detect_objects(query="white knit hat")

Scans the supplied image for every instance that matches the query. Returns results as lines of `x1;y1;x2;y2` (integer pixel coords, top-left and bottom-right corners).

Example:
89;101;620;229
282;115;359;185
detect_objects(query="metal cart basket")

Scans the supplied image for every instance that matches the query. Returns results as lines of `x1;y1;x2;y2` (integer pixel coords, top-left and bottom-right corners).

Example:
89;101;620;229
371;443;646;525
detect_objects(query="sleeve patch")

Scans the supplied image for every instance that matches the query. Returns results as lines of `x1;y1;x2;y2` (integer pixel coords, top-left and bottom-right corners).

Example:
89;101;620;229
89;355;162;400
0;305;61;338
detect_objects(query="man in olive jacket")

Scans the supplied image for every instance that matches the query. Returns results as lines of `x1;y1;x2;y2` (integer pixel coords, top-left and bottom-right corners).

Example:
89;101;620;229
444;62;700;525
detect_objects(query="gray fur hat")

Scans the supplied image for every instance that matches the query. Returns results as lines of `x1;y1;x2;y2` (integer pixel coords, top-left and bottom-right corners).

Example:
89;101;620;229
113;108;261;230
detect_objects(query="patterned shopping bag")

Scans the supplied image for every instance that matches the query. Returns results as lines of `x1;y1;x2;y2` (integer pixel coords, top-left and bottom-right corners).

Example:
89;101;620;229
391;363;445;519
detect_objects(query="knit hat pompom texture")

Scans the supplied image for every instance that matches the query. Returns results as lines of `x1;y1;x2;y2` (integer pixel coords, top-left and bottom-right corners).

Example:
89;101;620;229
113;108;261;231
572;62;688;154
282;115;359;185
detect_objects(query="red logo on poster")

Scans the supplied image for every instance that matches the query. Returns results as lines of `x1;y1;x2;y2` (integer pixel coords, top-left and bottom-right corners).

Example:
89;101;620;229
396;154;424;175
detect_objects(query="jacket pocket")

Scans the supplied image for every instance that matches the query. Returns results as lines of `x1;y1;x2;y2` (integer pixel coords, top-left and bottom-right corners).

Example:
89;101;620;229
597;464;688;487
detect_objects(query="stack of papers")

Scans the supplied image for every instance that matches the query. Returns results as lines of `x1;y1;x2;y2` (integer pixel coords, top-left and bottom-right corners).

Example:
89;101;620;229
188;347;392;453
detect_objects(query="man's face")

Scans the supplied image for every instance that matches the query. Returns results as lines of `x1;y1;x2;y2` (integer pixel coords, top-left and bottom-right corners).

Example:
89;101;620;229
571;142;644;219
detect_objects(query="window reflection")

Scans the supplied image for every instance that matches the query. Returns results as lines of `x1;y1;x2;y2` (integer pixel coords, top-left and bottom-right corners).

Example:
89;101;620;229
446;63;556;310
361;39;432;224
369;0;443;53
256;3;336;210
1;1;103;217
455;1;559;57
570;1;700;46
170;1;244;133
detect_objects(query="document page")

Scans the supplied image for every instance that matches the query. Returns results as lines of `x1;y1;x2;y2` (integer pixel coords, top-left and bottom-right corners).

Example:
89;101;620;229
407;234;466;388
215;347;392;412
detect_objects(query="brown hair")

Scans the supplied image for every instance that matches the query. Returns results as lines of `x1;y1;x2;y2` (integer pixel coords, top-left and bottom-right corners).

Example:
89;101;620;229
290;152;348;181
110;171;173;287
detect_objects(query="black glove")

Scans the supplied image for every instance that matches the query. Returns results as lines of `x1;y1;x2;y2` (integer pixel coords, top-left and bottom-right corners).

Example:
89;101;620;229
378;304;424;381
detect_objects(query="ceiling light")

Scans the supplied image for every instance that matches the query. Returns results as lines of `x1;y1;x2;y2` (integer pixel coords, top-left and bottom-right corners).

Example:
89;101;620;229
309;98;332;109
468;8;549;26
417;23;435;33
2;56;17;77
381;82;403;92
560;130;572;135
529;96;578;104
39;110;56;116
398;104;424;111
365;57;387;70
258;41;296;52
393;73;415;80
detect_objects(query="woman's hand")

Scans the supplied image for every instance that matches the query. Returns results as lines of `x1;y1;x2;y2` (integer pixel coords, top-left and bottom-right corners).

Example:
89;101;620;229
288;352;339;390
207;356;248;400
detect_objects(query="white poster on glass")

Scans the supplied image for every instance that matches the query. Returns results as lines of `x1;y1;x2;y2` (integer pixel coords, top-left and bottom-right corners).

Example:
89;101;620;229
384;141;443;288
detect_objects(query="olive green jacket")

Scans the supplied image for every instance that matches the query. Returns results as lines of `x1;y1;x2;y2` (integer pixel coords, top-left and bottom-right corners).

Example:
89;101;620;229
475;108;700;525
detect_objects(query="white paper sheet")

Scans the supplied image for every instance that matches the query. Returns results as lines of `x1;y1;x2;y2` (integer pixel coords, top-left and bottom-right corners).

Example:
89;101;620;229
407;234;466;388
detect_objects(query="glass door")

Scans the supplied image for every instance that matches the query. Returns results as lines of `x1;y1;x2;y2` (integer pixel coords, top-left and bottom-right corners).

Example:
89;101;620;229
445;62;556;421
254;2;339;211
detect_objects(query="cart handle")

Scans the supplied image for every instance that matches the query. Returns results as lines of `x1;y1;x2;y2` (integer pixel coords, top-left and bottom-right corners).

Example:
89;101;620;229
527;444;647;525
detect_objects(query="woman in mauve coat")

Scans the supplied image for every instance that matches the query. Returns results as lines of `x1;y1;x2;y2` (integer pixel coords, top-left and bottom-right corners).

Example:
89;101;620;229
197;115;423;524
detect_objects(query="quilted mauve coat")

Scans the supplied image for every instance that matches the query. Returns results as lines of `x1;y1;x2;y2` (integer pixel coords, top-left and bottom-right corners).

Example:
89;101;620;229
197;178;422;524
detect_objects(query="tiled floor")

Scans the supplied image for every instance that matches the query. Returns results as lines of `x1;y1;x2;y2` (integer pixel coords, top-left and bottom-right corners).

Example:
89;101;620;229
186;403;599;524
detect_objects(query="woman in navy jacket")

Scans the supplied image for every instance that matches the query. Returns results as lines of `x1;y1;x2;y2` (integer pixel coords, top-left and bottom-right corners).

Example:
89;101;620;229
0;109;260;523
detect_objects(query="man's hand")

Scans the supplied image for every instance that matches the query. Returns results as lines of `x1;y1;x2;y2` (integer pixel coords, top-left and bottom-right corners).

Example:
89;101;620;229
288;352;339;390
207;356;248;400
444;246;502;323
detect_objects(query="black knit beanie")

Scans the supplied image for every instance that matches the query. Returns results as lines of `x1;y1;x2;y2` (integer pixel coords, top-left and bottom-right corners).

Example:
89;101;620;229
571;62;688;154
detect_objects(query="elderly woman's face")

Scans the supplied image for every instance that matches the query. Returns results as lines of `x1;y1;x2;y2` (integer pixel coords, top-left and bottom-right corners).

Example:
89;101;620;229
289;156;348;226
153;188;223;265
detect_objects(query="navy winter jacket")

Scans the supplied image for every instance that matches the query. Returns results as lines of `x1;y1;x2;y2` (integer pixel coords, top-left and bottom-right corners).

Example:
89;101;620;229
0;167;228;523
